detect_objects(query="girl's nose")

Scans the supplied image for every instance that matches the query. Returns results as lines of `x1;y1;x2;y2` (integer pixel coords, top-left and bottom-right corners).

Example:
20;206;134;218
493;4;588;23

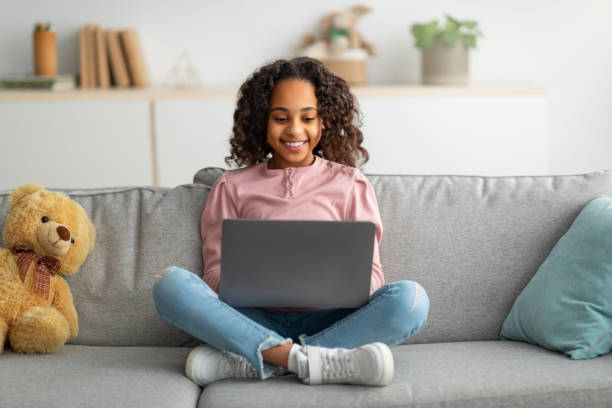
287;118;303;135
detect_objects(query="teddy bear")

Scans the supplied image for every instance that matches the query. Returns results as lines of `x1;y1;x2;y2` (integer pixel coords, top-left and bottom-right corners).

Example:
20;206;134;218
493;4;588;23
299;5;377;59
0;183;95;354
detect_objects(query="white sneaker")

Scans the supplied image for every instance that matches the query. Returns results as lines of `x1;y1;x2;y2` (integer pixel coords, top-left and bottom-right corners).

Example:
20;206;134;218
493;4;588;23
185;345;259;385
296;342;394;386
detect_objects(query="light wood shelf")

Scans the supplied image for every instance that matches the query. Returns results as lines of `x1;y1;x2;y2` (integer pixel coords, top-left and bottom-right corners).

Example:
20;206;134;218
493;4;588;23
0;85;546;101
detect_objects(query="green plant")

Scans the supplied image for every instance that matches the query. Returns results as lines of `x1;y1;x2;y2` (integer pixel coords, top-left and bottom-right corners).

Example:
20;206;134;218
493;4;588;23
411;14;483;50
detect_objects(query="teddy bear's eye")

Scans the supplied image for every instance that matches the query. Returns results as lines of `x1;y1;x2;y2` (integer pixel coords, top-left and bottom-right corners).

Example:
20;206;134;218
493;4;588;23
71;238;75;244
41;216;49;223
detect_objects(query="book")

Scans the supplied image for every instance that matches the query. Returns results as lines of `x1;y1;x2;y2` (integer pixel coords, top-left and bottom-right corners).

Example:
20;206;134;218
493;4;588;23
95;25;110;88
0;74;76;91
86;24;98;87
106;30;131;87
78;27;90;88
120;29;149;87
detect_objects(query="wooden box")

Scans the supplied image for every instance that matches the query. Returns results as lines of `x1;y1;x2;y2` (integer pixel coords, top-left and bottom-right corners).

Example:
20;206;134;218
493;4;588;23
322;59;367;86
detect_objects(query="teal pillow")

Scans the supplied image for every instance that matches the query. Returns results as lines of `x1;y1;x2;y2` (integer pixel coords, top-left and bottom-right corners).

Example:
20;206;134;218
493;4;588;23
500;196;612;359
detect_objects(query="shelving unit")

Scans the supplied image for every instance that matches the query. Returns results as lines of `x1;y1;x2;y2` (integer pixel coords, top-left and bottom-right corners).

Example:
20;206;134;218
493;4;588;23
0;85;548;189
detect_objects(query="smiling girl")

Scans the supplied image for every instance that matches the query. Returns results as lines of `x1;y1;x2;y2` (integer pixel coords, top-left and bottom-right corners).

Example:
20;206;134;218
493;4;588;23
153;57;430;387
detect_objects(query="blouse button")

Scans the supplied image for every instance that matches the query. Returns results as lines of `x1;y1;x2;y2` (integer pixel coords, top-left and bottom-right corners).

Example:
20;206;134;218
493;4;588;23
288;168;293;174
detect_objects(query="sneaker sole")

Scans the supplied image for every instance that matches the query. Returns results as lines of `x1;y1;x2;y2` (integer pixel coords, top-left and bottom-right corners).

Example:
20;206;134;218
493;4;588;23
370;342;394;386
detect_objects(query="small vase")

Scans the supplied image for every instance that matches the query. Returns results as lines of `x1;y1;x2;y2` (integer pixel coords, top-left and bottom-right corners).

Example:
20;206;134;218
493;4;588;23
421;40;468;85
33;31;57;77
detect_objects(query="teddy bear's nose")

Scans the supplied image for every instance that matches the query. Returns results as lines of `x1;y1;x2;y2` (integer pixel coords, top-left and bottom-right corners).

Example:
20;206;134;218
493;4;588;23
57;225;71;241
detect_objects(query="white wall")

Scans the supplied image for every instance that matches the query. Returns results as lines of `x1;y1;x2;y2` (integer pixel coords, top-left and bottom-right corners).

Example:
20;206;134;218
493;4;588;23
1;0;611;175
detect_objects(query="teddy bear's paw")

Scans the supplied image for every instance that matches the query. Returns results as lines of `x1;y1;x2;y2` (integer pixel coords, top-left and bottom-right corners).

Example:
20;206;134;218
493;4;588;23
9;306;70;354
0;318;7;354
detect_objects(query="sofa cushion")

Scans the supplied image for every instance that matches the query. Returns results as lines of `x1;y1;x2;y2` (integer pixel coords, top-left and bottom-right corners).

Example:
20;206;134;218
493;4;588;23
199;341;612;408
0;345;200;408
367;171;612;344
193;166;225;186
501;196;612;359
0;185;210;347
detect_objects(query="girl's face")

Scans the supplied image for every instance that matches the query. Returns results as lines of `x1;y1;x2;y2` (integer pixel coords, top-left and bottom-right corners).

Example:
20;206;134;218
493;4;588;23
266;79;323;169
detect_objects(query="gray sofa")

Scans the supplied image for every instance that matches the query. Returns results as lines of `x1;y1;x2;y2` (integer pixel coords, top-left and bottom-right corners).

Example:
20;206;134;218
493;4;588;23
1;168;612;408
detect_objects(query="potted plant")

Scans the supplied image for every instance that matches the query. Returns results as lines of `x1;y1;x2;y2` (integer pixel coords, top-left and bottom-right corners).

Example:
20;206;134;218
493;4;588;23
411;15;483;85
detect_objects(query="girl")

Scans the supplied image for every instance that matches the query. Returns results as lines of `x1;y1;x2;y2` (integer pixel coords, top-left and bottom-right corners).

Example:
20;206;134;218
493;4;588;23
153;57;430;387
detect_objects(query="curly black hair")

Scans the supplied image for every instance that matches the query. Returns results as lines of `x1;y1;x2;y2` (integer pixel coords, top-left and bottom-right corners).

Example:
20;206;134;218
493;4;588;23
225;57;369;169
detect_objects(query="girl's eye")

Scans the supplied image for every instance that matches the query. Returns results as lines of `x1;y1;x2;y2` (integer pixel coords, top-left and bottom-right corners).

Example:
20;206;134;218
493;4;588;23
41;216;49;223
273;117;288;123
303;117;315;123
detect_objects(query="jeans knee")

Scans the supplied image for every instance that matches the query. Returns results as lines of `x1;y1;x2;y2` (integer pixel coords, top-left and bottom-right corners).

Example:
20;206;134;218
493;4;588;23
153;266;191;311
386;280;430;334
410;281;430;328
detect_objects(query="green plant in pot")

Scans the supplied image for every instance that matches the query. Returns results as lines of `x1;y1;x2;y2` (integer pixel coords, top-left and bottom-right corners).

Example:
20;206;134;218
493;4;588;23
411;15;483;85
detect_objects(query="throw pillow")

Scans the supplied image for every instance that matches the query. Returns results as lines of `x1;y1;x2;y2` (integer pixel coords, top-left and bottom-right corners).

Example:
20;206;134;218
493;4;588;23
500;196;612;359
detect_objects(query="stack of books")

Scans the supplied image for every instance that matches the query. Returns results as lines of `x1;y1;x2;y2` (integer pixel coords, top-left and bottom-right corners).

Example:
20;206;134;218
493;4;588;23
79;23;149;89
0;74;76;90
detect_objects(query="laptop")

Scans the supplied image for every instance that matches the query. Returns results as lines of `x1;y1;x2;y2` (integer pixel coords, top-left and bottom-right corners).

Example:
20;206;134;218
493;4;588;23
219;219;376;308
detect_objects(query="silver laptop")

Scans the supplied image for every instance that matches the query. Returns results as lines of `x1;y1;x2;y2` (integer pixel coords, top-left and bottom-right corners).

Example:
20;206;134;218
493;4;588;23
219;219;375;308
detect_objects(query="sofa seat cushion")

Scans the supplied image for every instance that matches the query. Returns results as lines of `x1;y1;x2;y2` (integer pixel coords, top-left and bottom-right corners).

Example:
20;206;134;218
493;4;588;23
0;345;200;408
199;341;612;408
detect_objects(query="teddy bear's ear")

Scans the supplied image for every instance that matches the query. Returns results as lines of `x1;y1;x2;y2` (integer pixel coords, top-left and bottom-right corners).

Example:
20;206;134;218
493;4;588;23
9;183;45;210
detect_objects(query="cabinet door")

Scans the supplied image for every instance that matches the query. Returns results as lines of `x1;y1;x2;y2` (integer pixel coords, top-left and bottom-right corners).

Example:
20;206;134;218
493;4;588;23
154;99;235;187
154;93;549;185
358;95;549;176
0;100;152;190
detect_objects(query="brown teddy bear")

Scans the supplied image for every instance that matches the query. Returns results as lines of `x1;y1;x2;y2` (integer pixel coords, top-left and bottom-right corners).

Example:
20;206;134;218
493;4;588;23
0;183;95;354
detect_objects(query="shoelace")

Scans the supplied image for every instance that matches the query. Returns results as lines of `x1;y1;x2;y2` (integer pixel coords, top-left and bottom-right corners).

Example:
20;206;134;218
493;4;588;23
321;349;357;380
220;353;258;378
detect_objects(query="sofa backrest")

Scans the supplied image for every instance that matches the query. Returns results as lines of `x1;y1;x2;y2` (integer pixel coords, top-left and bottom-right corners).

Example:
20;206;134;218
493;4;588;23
1;170;612;347
0;185;208;347
367;171;612;344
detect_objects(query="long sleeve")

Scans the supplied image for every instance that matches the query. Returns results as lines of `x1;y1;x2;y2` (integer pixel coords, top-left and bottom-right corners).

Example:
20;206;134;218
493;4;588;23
347;172;385;295
201;174;239;293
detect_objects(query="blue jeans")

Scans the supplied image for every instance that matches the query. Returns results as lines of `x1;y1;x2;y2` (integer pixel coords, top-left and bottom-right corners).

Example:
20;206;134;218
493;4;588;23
153;266;430;379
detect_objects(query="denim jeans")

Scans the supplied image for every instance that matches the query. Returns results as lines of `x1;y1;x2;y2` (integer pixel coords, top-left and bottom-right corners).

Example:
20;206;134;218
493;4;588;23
153;266;430;379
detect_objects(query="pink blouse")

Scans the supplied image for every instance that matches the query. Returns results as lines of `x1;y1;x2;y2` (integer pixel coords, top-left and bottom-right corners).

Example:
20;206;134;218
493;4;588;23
201;156;384;296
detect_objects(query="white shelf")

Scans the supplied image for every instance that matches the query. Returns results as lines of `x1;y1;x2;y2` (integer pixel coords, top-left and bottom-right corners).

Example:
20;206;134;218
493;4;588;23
0;85;546;101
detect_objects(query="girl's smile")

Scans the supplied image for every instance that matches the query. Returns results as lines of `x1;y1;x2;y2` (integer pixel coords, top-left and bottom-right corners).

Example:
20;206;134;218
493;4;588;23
282;140;307;151
266;79;324;169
